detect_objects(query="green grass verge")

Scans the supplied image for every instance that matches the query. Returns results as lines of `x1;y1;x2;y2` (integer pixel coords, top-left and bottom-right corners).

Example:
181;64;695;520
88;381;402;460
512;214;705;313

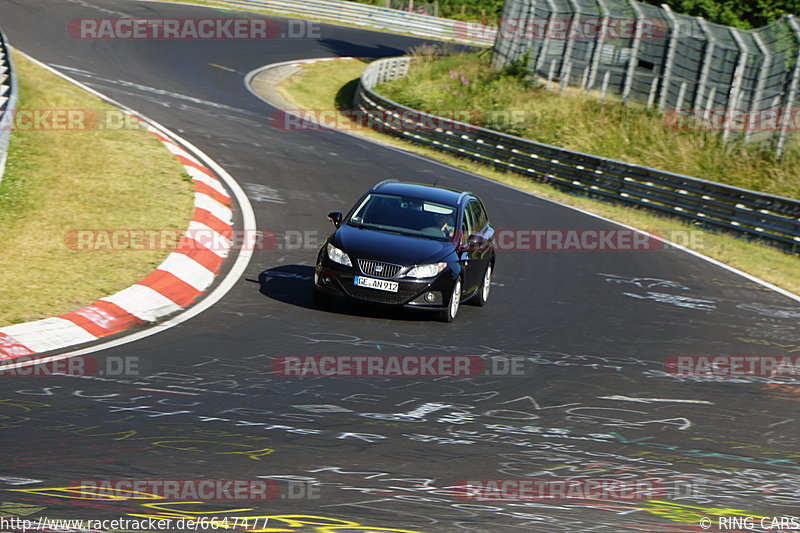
377;50;800;200
277;58;800;295
0;52;194;326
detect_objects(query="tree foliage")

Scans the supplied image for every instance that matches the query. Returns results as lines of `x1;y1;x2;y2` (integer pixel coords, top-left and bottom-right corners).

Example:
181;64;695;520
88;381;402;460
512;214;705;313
647;0;800;28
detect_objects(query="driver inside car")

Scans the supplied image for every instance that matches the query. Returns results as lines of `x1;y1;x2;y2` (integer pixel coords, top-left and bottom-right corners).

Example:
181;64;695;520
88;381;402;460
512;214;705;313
436;213;456;239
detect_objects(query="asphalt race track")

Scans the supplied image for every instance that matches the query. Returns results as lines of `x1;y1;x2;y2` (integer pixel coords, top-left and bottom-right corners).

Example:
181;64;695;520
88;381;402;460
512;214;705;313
1;1;800;531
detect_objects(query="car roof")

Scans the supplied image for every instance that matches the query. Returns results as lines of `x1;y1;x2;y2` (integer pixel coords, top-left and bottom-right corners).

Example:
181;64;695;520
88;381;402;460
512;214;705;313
370;179;471;206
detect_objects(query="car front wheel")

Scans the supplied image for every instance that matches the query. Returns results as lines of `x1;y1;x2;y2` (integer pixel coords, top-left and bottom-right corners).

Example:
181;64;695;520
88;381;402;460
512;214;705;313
470;263;492;307
440;277;462;323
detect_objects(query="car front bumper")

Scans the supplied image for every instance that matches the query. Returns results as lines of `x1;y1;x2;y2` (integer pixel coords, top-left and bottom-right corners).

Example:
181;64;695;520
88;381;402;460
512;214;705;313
314;256;456;309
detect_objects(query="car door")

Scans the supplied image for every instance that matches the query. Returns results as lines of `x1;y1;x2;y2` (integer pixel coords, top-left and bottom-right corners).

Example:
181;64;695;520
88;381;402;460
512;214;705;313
459;200;488;296
469;199;494;284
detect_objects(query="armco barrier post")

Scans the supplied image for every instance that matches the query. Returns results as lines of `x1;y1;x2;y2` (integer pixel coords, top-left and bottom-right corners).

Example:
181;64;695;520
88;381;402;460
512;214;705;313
523;0;539;72
722;29;749;140
675;81;687;112
533;0;558;76
492;0;519;68
587;0;610;91
621;0;645;103
558;0;582;87
600;70;610;99
513;0;534;65
657;4;678;111
747;33;770;143
692;18;715;112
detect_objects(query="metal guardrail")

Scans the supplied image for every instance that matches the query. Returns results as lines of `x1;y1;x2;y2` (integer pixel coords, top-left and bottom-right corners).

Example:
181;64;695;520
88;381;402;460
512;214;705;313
211;0;495;45
355;57;800;252
0;31;17;181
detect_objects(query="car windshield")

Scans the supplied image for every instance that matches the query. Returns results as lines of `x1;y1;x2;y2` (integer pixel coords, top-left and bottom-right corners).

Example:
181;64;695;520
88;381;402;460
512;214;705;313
347;193;457;241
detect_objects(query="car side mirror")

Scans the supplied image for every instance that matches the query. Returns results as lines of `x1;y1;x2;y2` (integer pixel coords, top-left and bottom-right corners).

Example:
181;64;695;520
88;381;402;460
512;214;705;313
327;211;343;228
459;233;484;252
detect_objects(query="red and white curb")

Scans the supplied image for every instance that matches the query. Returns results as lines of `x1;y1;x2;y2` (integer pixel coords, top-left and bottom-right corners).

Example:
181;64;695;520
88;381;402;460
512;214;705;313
0;118;233;360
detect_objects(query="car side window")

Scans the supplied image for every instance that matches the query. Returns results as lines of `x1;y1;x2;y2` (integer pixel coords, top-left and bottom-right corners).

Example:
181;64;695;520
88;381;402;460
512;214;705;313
465;201;481;233
460;205;473;245
472;200;488;231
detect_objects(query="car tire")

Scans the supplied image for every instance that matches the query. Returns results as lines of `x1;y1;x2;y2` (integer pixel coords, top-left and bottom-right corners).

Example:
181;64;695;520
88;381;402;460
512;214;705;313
312;286;334;309
469;263;492;307
440;277;462;323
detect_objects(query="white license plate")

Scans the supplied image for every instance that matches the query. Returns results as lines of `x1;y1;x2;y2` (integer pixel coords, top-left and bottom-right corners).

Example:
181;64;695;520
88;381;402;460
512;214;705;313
354;276;399;293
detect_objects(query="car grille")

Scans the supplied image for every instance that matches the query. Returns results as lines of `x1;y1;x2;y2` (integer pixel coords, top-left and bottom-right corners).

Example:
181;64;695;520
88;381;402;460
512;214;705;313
346;286;416;305
358;259;402;279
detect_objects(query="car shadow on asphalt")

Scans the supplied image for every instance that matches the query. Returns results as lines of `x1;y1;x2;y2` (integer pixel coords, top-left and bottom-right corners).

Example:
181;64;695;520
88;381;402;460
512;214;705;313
251;265;438;322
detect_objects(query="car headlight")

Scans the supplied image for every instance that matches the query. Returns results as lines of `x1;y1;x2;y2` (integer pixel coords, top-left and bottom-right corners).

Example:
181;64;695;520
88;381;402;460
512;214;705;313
404;262;447;278
326;243;352;267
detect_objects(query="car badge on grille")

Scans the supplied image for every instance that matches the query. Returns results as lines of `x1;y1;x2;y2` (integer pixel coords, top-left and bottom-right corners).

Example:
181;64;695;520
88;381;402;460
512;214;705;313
375;265;383;273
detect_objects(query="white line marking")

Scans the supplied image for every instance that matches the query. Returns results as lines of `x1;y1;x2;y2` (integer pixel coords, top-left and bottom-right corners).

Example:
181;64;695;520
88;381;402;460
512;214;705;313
600;395;714;405
136;388;199;396
59;66;244;112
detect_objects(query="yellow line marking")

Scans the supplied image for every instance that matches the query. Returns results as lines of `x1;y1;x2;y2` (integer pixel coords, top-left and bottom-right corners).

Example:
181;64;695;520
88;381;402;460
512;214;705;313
209;63;236;72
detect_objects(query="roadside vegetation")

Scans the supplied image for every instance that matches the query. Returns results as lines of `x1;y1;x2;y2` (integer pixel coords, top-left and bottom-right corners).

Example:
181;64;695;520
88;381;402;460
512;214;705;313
376;49;800;200
348;0;800;28
0;53;193;326
276;57;800;295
